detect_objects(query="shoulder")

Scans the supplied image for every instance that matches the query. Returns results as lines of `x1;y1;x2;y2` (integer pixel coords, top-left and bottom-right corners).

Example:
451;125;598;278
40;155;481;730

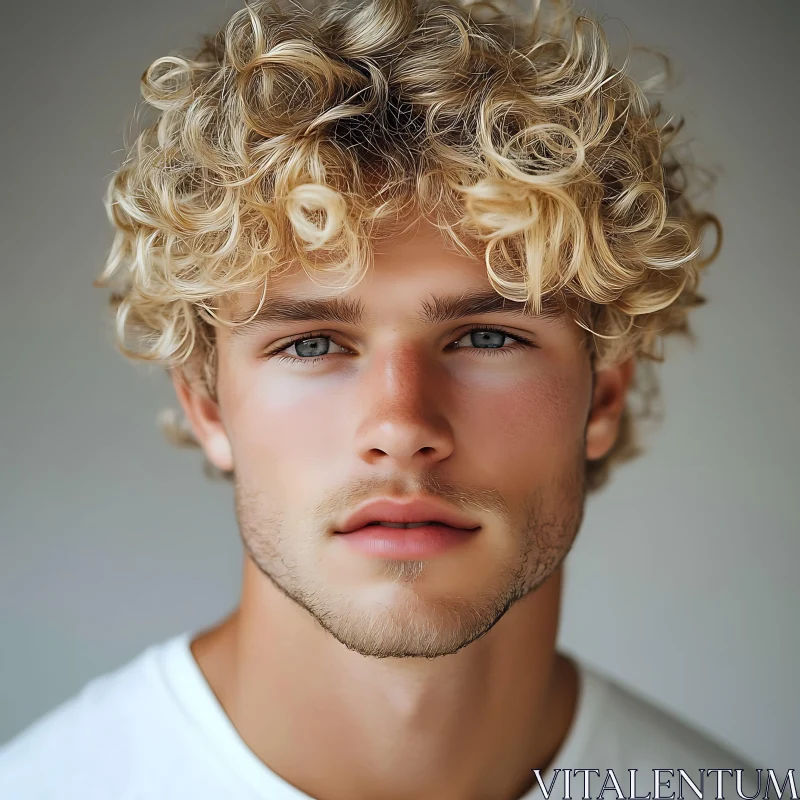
573;659;761;795
0;637;181;800
597;668;752;763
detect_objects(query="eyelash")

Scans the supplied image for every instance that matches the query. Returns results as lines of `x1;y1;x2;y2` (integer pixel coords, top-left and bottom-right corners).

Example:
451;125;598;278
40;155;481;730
266;324;537;366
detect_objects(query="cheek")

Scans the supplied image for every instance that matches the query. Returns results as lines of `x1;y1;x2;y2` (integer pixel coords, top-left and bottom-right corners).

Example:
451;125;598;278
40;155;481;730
461;370;587;477
224;369;348;474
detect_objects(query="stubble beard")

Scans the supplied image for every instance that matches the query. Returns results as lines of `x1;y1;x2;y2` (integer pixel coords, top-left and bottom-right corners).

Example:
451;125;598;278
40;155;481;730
234;448;586;660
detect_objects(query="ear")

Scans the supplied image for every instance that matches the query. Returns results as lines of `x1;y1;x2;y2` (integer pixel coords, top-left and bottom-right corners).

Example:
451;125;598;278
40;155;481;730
585;356;636;462
170;370;234;473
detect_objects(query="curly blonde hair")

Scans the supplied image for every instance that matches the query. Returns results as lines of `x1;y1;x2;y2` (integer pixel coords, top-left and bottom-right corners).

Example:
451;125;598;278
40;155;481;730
96;0;721;493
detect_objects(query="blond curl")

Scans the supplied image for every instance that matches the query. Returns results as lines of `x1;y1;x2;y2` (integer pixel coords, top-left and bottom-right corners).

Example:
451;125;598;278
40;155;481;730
96;0;722;493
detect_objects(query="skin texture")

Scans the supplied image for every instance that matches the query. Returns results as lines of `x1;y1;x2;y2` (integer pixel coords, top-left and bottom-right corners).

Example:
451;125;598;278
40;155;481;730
176;218;634;800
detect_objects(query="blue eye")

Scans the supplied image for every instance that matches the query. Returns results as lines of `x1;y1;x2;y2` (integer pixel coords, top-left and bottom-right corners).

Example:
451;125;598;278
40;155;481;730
270;333;349;364
292;336;331;358
453;328;529;350
268;325;536;365
456;329;509;349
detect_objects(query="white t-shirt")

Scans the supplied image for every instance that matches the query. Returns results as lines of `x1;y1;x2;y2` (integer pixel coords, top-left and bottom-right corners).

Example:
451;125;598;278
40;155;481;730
0;631;760;799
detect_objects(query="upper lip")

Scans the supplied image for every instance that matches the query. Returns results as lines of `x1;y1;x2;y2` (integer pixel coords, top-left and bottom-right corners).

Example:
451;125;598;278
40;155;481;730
335;497;482;534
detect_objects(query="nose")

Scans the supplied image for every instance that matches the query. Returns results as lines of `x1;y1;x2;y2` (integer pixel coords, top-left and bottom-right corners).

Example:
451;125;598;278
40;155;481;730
353;341;455;470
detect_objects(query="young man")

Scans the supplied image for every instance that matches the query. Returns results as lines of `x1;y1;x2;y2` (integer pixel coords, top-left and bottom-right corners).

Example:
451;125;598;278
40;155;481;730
0;0;762;797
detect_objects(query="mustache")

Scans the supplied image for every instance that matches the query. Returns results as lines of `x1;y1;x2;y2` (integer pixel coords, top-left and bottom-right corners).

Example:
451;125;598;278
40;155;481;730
312;473;512;528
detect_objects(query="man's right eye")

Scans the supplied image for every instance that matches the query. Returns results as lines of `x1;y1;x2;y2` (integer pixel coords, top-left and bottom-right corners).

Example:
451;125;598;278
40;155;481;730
287;336;330;358
266;333;351;364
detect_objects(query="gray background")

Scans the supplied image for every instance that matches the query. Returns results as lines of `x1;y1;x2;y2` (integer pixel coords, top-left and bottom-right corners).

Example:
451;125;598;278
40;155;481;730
1;0;797;773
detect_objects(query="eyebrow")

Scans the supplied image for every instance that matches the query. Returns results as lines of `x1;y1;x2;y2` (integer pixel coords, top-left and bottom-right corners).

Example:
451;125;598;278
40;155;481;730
229;293;366;330
228;289;564;335
421;291;564;324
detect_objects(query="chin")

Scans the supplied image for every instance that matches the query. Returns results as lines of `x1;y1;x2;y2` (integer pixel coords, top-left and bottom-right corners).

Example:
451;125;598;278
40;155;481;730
306;576;518;659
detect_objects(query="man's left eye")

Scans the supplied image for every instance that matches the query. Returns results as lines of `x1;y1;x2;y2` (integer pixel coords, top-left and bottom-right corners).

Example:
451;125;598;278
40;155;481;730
455;330;516;349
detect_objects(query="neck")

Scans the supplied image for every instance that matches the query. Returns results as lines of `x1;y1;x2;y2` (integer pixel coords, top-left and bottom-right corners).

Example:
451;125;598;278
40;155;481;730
191;557;579;800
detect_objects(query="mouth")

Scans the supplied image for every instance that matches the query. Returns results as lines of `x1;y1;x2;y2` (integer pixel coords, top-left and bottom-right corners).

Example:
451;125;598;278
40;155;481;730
357;521;468;530
335;521;481;558
333;496;482;557
336;498;481;535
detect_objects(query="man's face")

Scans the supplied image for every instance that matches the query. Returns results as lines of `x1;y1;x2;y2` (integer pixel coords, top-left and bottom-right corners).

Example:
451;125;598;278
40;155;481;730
192;220;600;659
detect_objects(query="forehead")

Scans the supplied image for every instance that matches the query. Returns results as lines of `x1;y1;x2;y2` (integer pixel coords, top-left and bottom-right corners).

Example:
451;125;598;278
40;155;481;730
223;219;567;327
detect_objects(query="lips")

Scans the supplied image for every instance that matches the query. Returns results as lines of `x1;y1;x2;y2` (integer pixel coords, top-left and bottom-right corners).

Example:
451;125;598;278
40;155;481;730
336;497;481;535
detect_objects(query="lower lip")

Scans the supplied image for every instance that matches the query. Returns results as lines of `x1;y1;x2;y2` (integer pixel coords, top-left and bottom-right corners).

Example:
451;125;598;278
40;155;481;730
337;524;480;558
